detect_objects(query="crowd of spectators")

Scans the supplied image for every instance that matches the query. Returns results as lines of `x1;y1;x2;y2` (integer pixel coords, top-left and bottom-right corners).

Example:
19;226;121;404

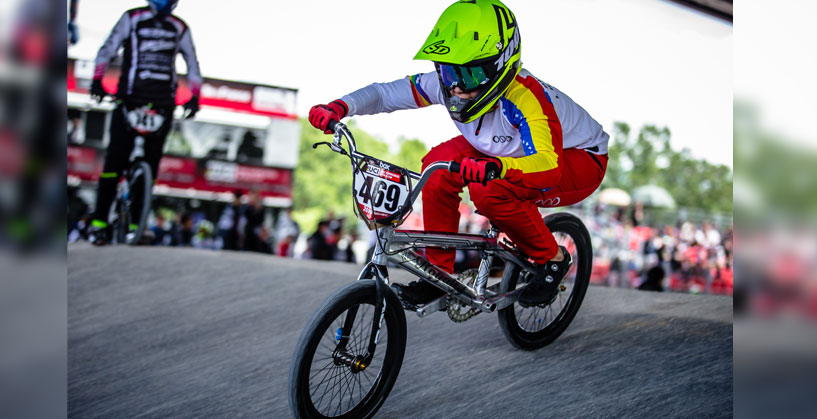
302;211;359;263
68;189;294;256
588;205;733;295
69;187;734;296
67;190;367;263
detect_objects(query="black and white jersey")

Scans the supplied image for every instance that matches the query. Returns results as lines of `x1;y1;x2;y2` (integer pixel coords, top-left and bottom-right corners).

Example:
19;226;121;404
94;6;202;107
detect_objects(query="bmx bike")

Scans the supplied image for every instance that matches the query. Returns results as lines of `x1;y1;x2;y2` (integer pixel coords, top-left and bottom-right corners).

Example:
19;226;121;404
97;99;167;245
289;121;593;418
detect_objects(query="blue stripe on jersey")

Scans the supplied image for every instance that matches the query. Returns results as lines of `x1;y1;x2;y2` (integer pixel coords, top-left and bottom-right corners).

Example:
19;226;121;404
542;88;553;105
501;97;537;156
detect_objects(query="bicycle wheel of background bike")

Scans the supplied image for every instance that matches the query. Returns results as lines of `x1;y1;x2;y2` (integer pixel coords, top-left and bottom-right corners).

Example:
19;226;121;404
289;280;407;419
126;161;152;245
497;212;592;350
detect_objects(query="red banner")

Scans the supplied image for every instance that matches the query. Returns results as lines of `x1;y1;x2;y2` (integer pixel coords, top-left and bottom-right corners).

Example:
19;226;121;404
67;146;292;199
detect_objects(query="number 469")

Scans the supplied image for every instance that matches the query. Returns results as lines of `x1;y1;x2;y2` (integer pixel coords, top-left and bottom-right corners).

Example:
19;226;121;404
358;177;400;212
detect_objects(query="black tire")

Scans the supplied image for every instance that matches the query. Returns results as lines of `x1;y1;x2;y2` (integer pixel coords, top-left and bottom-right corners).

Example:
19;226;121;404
289;281;407;418
125;161;152;245
497;212;592;350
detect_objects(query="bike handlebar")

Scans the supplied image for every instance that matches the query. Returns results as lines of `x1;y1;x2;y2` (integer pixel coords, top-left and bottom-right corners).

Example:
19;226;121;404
324;121;494;181
327;119;340;134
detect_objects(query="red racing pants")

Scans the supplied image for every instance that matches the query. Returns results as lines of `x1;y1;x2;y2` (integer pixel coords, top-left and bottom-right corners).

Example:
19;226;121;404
421;135;607;273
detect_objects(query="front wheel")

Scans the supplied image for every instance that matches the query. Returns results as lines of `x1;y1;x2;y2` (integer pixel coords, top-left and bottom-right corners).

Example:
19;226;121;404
289;280;407;418
497;212;592;350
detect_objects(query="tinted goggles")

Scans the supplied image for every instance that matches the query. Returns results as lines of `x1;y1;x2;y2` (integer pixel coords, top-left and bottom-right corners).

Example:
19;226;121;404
436;63;492;93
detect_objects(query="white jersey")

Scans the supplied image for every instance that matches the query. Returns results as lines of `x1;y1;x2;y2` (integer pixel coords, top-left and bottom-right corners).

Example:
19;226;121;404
341;68;609;160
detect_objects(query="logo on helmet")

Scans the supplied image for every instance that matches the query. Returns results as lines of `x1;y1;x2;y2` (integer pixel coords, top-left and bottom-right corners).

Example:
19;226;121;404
422;40;450;55
494;27;520;71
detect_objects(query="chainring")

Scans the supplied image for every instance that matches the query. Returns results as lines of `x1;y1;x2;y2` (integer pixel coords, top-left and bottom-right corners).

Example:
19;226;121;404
447;269;479;323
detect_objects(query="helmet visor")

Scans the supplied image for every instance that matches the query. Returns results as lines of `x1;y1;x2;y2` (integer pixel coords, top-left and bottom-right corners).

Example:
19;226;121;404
436;63;493;93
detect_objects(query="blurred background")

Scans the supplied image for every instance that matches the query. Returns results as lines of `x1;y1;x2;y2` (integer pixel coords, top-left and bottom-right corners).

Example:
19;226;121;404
0;0;815;417
733;2;817;418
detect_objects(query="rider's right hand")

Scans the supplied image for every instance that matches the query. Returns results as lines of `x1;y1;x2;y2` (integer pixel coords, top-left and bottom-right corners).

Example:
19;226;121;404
308;99;348;134
90;78;107;103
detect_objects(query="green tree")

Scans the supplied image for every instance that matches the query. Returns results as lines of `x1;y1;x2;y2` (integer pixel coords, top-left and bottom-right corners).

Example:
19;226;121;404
392;137;428;173
604;122;732;213
291;119;428;232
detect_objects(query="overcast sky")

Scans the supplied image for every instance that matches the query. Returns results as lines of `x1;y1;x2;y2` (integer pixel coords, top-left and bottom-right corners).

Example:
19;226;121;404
68;0;734;167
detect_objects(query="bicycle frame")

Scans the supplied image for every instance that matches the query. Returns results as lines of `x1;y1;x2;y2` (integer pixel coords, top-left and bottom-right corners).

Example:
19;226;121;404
323;122;536;366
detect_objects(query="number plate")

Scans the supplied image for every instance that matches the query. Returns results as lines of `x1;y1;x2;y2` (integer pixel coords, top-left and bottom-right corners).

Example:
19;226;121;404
126;106;165;134
353;158;411;226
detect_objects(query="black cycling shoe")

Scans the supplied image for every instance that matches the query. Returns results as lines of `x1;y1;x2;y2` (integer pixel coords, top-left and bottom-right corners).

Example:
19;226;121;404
88;223;110;246
391;280;446;310
518;246;572;308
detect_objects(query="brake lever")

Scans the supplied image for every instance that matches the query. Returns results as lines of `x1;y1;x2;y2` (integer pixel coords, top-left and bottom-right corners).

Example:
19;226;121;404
312;141;346;154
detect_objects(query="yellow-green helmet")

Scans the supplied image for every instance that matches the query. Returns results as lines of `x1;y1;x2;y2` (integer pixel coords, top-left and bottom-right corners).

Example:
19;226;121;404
415;0;521;123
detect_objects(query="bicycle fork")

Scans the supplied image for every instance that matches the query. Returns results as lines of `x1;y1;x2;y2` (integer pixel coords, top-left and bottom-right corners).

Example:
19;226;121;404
334;262;390;373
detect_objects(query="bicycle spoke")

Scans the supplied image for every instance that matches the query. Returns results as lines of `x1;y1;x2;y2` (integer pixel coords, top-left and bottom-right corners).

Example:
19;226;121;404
304;298;392;417
312;364;339;410
309;361;337;384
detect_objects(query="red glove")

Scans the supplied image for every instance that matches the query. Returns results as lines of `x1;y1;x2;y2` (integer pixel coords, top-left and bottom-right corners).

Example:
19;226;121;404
308;99;348;134
460;157;502;186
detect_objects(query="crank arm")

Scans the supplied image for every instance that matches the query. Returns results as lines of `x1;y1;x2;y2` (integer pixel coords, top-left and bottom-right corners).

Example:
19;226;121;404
415;295;449;318
483;287;525;311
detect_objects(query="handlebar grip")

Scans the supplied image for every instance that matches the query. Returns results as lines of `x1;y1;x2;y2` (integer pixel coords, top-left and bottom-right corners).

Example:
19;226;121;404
326;119;339;133
448;161;460;173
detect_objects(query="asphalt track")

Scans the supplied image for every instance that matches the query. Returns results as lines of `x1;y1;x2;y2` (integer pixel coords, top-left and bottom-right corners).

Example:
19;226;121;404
68;243;732;418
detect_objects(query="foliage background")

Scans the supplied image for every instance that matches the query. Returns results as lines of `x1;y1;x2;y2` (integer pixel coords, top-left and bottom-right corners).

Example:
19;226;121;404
292;119;428;232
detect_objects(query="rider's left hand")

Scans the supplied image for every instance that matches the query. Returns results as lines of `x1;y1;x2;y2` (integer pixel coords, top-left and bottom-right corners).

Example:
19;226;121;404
460;157;502;186
89;78;107;103
183;96;199;119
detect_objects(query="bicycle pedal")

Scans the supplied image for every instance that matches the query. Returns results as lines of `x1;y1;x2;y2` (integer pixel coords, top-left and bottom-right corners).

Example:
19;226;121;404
399;300;419;312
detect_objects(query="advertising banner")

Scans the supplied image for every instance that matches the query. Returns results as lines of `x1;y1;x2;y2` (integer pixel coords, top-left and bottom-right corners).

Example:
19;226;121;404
67;146;292;203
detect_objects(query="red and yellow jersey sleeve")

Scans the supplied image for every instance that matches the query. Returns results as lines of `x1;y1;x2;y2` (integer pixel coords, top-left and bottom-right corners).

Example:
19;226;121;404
495;74;564;190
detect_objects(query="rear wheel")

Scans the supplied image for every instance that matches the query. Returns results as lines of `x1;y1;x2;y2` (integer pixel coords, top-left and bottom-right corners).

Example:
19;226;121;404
289;281;407;418
497;212;592;350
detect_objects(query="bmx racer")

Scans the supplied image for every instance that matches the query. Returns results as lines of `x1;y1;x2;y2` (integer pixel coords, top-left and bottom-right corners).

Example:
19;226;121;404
308;0;609;307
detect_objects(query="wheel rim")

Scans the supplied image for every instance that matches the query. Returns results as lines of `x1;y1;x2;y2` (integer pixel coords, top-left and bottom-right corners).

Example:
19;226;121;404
513;231;579;332
307;302;388;417
126;167;149;245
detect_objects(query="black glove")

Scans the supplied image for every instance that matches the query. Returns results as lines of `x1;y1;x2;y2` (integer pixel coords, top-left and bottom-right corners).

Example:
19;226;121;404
89;78;107;102
183;96;199;119
68;22;79;45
